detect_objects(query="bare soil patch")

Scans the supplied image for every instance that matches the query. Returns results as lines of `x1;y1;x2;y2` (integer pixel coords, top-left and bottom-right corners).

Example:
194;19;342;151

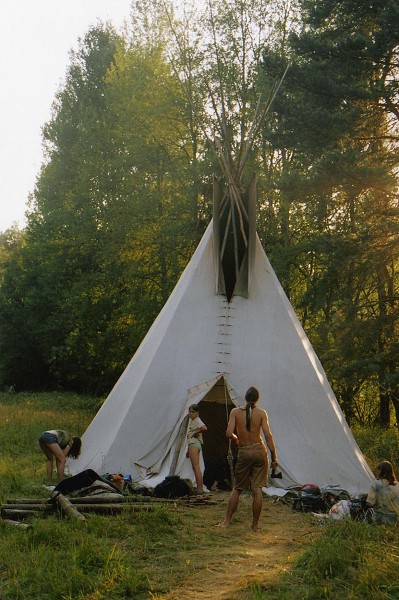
154;493;319;600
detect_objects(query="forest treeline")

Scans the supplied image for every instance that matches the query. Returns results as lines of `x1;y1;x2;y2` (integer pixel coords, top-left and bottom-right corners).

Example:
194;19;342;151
0;0;398;426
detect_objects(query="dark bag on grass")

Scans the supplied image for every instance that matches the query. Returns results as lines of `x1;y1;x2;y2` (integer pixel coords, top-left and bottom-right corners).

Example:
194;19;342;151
153;475;192;499
292;484;328;513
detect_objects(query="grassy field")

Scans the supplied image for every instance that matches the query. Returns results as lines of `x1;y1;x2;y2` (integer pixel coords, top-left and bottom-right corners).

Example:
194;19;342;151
0;391;398;599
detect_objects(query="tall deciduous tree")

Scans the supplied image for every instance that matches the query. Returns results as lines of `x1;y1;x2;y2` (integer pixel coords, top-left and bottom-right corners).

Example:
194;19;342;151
0;25;124;391
260;0;399;425
0;14;202;393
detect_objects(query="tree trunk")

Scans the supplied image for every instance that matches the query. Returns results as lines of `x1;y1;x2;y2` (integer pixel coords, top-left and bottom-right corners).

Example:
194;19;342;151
378;389;390;428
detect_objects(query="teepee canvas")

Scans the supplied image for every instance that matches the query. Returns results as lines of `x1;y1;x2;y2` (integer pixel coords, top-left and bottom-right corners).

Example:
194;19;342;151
70;178;373;495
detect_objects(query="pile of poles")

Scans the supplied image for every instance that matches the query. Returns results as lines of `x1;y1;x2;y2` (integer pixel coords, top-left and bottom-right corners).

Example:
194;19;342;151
1;492;217;528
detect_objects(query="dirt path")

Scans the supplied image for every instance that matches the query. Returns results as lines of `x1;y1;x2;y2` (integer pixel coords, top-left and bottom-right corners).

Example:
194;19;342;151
155;494;319;600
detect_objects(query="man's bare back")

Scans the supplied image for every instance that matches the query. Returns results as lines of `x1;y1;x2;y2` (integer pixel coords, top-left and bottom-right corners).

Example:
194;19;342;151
227;405;276;452
217;387;278;531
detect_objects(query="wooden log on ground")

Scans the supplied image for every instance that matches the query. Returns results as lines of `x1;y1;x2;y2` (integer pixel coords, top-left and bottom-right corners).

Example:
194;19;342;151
1;495;212;520
56;496;125;504
2;519;32;530
2;503;53;512
6;499;50;505
1;509;43;520
6;496;154;505
7;496;126;505
6;495;187;505
2;502;122;513
74;504;155;514
1;502;154;519
65;496;182;504
66;496;178;504
52;493;86;521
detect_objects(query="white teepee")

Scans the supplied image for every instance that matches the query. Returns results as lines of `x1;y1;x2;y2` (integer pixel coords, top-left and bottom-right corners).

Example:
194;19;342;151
70;205;373;495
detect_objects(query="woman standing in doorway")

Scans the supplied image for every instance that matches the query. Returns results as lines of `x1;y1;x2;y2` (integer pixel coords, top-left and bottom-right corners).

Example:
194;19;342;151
187;404;207;495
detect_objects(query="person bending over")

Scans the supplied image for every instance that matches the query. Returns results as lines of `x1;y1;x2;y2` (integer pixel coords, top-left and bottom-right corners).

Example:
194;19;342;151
38;430;82;483
218;387;278;532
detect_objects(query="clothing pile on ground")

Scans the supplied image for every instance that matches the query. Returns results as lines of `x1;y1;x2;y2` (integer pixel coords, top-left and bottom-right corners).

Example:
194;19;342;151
291;480;399;524
55;470;194;500
291;483;367;522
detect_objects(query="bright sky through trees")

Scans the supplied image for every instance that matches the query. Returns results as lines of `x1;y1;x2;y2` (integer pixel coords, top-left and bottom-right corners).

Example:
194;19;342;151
0;0;132;232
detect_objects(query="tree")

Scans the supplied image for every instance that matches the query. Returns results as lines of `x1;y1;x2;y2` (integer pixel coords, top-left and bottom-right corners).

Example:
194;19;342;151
259;0;399;425
0;15;203;393
0;25;124;391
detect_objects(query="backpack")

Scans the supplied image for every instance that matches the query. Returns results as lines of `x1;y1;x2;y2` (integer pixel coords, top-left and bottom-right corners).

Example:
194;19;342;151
292;484;329;513
153;476;193;499
320;485;350;502
348;497;367;521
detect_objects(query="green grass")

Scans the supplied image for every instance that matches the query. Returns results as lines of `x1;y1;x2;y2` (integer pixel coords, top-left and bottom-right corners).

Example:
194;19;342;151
352;425;399;473
0;391;98;496
237;427;399;600
0;391;399;599
245;520;399;600
0;391;232;599
0;510;185;599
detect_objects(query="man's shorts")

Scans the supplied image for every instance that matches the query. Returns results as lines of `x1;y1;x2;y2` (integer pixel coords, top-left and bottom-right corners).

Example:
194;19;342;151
234;442;268;491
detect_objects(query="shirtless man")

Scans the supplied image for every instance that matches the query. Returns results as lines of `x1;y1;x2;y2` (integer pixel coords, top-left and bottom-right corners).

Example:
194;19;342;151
218;386;278;532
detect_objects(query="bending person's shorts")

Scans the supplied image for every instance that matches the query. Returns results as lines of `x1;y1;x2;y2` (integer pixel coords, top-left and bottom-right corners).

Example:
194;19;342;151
38;432;58;445
234;442;268;491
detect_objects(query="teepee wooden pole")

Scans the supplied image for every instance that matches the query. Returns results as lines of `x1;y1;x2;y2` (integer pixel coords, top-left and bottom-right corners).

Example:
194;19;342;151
214;139;248;246
230;200;240;277
237;65;290;182
220;208;232;259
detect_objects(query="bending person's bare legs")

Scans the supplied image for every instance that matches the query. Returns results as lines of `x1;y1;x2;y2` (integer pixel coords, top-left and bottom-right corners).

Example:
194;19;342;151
41;443;67;482
217;489;241;527
40;444;55;483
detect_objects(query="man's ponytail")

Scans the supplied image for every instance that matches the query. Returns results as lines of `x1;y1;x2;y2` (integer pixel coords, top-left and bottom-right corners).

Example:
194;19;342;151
244;387;259;432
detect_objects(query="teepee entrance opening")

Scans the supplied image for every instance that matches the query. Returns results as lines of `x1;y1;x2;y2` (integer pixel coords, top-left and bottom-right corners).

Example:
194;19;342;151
197;377;237;490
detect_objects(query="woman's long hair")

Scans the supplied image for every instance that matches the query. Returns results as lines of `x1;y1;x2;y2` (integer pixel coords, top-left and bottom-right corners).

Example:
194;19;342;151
377;461;398;485
69;436;82;459
245;387;259;431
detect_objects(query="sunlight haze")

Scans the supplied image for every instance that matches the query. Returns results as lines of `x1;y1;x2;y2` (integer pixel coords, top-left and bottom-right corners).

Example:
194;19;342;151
0;0;132;233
